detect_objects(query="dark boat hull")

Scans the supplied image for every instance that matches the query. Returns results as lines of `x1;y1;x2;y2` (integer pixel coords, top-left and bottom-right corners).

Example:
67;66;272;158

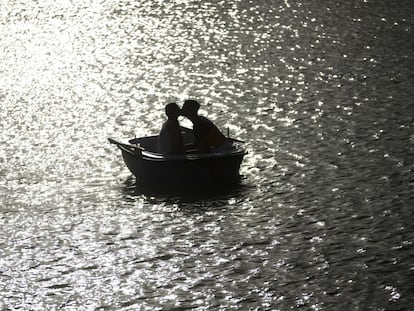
109;135;246;187
122;149;244;186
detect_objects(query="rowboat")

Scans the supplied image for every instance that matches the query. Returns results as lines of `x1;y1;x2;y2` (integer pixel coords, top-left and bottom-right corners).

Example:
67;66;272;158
108;128;246;187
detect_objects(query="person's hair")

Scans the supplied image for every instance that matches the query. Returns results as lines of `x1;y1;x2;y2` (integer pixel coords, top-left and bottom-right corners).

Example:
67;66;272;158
183;100;200;114
165;103;181;118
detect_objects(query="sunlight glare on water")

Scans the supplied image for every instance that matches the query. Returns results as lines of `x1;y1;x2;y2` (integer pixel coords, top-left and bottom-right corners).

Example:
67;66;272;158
1;0;414;309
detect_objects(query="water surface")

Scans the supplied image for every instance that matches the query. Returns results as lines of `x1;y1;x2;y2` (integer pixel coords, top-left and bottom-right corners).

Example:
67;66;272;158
1;0;413;309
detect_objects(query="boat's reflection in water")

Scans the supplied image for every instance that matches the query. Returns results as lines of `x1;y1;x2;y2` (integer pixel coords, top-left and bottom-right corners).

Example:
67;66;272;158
121;175;252;207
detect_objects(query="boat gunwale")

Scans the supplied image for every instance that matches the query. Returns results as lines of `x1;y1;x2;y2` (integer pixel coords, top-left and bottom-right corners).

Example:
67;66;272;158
109;137;247;162
140;149;247;162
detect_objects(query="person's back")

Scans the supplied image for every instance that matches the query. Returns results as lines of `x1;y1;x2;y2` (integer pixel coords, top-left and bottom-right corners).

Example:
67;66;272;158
192;115;226;150
157;103;185;154
182;100;230;153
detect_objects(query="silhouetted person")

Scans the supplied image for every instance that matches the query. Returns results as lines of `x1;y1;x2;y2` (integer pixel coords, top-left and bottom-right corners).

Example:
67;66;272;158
182;99;232;153
157;103;185;154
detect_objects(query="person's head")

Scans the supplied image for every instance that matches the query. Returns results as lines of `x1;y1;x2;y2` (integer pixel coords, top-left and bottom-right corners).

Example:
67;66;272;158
165;103;181;120
182;100;200;118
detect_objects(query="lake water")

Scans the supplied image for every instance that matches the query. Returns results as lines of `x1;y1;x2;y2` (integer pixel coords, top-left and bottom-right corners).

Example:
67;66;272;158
1;0;413;310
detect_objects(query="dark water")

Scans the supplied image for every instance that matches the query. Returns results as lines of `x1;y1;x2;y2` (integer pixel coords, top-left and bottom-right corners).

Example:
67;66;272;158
1;0;413;310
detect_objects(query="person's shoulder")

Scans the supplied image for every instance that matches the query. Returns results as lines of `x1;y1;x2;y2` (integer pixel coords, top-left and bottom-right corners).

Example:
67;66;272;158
198;115;214;125
164;119;181;130
163;119;175;126
199;115;209;121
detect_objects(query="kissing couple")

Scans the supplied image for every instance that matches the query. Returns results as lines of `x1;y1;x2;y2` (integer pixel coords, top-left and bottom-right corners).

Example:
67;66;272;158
157;100;233;154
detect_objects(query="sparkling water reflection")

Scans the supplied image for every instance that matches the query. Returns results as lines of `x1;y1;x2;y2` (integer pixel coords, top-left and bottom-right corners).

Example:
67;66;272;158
1;0;414;309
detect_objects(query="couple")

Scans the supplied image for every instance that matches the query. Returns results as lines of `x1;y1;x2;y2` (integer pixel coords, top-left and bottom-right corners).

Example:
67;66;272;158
157;100;232;154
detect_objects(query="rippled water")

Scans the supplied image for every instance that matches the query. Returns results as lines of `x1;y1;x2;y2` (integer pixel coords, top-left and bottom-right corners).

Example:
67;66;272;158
1;0;414;309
